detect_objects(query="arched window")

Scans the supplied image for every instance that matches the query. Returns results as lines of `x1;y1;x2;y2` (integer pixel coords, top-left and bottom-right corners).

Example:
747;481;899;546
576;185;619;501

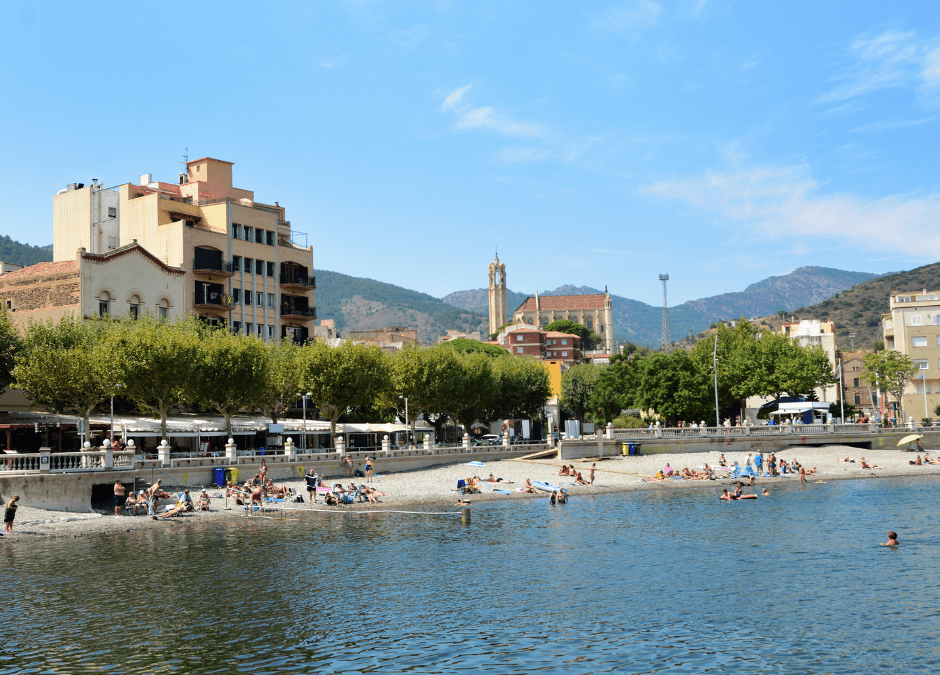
128;293;141;320
99;290;111;317
157;297;171;320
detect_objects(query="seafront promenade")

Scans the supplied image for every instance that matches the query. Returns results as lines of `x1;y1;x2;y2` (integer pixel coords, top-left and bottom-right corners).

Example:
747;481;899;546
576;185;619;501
2;422;937;512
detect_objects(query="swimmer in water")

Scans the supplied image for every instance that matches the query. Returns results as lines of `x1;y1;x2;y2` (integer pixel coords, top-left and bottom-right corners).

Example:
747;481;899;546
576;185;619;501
761;488;769;495
881;531;899;546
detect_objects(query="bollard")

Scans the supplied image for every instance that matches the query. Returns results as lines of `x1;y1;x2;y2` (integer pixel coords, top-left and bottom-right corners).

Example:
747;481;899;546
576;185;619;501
463;433;471;452
606;422;613;440
382;434;390;455
102;439;114;469
502;432;510;449
158;440;171;467
225;437;238;463
423;435;432;454
284;437;296;461
461;506;471;525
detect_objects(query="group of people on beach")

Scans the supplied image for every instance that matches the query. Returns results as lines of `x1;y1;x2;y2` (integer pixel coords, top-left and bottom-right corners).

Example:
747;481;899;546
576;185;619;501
304;468;385;506
112;479;211;520
557;463;595;485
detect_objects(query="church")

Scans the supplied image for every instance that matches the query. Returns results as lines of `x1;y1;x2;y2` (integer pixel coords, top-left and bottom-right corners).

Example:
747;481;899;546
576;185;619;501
488;255;615;354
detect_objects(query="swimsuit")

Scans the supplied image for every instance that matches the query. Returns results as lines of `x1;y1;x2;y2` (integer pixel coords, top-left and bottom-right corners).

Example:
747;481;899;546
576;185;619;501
4;504;16;523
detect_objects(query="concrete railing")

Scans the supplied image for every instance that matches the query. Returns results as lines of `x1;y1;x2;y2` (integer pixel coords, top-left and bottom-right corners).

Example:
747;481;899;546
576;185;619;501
610;422;889;440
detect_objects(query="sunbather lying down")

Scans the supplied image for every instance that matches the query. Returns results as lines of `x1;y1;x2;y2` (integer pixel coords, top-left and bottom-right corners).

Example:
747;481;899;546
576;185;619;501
860;458;885;469
158;502;192;519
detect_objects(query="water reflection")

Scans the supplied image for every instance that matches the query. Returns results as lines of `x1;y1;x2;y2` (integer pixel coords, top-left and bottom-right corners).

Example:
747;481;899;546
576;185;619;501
2;476;939;673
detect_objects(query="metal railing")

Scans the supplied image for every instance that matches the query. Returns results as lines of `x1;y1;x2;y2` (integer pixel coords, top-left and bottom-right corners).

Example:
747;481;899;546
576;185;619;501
192;257;234;274
608;421;896;440
281;276;316;289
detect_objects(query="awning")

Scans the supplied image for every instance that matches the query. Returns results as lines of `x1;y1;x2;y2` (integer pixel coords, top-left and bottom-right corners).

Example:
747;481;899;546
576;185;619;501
769;408;812;415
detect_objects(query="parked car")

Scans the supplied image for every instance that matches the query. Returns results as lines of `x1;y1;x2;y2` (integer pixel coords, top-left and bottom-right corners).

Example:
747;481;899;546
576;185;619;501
480;434;501;446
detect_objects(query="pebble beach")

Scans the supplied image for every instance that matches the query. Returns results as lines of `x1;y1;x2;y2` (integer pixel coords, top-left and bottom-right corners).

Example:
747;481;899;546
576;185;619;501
4;444;939;542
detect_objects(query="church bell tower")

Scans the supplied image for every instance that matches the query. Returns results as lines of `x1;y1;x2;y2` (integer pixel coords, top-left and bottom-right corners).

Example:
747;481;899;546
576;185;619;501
488;255;507;336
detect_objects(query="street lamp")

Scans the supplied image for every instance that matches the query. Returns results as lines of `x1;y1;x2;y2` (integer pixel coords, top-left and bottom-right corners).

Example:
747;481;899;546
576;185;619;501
110;384;123;442
400;396;409;446
301;392;312;451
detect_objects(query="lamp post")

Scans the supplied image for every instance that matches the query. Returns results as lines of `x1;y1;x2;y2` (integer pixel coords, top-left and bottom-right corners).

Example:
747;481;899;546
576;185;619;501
110;384;123;442
401;396;409;446
301;392;312;451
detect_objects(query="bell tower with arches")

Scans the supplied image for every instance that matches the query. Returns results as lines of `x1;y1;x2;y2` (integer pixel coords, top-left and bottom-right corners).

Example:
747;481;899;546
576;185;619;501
488;254;507;336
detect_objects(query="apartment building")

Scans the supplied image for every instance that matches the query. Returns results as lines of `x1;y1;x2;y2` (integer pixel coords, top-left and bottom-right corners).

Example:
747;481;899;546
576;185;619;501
839;350;876;417
52;157;315;343
781;319;837;401
882;290;940;420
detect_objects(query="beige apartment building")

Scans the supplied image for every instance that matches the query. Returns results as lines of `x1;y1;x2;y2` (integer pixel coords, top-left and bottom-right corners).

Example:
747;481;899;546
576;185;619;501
52;157;315;343
882;290;940;420
781;319;838;401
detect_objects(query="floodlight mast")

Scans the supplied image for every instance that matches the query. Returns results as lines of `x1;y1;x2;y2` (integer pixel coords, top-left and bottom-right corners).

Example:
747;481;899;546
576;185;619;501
659;274;669;350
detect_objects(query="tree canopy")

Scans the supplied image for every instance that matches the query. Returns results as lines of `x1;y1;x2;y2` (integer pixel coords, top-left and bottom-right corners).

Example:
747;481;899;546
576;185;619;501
862;350;917;422
0;309;18;396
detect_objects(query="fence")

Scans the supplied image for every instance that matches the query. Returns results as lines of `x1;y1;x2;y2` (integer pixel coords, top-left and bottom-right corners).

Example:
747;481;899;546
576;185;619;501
609;421;894;440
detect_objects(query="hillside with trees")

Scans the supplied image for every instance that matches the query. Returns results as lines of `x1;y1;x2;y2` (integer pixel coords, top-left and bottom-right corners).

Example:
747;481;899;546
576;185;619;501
0;236;53;267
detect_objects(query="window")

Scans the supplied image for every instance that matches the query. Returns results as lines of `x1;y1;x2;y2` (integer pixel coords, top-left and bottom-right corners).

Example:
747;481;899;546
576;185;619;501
911;315;923;326
244;226;254;242
913;336;928;348
517;335;523;342
107;236;118;249
854;394;861;405
257;324;263;337
233;321;241;333
129;304;139;320
244;292;252;306
232;256;241;272
517;347;523;354
244;257;253;274
99;301;109;317
232;288;241;303
255;228;264;244
853;378;859;388
914;359;928;370
561;339;567;346
232;223;242;239
267;293;275;308
266;230;274;246
562;351;568;357
158;306;168;320
268;325;275;339
586;317;593;330
255;260;264;275
257;292;264;307
267;261;275;277
108;206;117;218
246;323;253;335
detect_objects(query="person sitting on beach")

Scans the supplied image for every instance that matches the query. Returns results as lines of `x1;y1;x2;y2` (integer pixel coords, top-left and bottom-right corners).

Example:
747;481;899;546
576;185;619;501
574;471;589;485
718;454;727;467
558;465;570;476
358;486;380;503
523;479;538;494
681;467;694;479
324;492;339;506
881;531;899;546
198;489;210;511
909;455;923;466
250;485;264;511
702;464;715;480
860;457;885;470
125;490;138;515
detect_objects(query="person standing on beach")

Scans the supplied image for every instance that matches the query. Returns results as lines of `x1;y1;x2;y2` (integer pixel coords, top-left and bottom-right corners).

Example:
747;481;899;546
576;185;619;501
344;455;353;477
589;463;596;485
305;469;319;503
365;457;374;482
3;495;19;532
259;460;268;485
113;480;126;516
755;451;763;476
799;465;807;483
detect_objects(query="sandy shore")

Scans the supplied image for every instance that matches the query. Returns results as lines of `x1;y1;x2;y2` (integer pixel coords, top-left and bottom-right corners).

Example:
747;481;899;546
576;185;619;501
3;445;939;542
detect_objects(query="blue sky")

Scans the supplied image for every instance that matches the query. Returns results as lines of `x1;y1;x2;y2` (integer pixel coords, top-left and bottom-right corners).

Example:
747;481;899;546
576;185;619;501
1;1;939;306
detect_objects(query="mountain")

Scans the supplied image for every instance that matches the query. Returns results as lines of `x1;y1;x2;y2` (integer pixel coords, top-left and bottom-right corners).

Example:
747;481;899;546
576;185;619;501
0;236;53;267
751;261;940;350
442;266;879;347
315;269;487;343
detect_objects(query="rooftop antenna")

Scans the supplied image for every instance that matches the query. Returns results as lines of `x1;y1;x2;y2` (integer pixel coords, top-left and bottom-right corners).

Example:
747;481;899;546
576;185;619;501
659;274;669;350
181;148;189;164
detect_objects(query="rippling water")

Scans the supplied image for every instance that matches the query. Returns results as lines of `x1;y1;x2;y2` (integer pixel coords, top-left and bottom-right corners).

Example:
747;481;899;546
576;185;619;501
3;475;939;674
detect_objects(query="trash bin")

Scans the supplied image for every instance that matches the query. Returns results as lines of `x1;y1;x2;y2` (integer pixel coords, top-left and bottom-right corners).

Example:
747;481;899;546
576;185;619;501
213;467;225;487
227;467;241;484
622;443;629;455
628;443;637;456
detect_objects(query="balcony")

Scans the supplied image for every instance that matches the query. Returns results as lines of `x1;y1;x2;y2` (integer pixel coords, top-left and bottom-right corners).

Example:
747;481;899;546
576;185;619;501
281;304;317;320
280;275;316;290
193;292;235;312
192;258;235;277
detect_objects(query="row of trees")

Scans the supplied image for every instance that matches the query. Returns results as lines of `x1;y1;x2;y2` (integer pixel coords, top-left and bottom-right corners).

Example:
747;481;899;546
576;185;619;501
1;314;551;444
560;321;839;425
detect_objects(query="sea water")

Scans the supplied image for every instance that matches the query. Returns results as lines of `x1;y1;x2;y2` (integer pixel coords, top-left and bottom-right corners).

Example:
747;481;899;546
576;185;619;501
2;475;939;674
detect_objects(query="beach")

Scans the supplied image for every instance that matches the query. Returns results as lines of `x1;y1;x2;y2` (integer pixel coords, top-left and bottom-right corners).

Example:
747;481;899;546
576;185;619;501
3;444;939;541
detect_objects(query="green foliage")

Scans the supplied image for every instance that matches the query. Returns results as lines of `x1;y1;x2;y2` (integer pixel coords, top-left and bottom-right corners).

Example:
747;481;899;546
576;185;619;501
934;403;940;417
13;317;120;437
544;320;589;342
442;337;508;357
112;316;202;438
0;308;18;396
634;351;713;425
189;327;269;436
612;415;644;429
452;352;497;433
829;399;859;420
560;363;604;420
492;356;551;421
256;340;304;424
0;235;53;267
302;341;393;439
922;417;932;427
391;346;463;441
862;351;917;423
490;322;515;340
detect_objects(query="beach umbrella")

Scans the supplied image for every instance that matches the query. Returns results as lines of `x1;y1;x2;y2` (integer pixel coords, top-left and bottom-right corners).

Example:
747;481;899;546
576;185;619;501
897;434;923;447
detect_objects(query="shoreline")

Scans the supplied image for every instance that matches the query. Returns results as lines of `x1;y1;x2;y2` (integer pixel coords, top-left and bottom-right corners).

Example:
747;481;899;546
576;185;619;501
4;444;939;542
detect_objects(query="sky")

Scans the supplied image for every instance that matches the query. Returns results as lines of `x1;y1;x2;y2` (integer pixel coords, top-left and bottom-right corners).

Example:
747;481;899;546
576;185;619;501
1;1;939;306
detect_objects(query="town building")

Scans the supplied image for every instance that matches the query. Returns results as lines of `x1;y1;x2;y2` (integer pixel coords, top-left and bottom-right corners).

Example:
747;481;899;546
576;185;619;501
51;157;316;343
781;319;838;401
492;324;582;366
0;244;186;332
511;291;614;354
348;326;418;352
839;350;876;417
882;290;940;420
439;329;483;343
313;319;343;347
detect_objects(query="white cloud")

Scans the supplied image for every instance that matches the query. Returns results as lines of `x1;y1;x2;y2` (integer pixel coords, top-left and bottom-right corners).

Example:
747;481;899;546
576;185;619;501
818;29;940;104
592;1;660;37
850;115;936;133
441;85;471;111
640;165;940;258
319;55;347;69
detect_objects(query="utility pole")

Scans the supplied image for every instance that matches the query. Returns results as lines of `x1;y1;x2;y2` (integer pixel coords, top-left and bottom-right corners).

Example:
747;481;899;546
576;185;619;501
659;274;669;351
713;334;720;428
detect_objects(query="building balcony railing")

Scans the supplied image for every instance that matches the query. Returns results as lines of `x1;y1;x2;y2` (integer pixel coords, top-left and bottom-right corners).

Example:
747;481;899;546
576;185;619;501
193;293;236;311
193;258;235;277
281;305;317;320
280;275;316;290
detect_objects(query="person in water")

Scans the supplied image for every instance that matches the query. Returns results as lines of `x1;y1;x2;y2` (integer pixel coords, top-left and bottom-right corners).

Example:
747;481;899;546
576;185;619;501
881;531;899;546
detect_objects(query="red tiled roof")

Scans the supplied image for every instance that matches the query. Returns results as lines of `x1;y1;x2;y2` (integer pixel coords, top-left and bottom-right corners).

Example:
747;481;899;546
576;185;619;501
545;331;581;340
515;294;607;312
0;261;78;281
